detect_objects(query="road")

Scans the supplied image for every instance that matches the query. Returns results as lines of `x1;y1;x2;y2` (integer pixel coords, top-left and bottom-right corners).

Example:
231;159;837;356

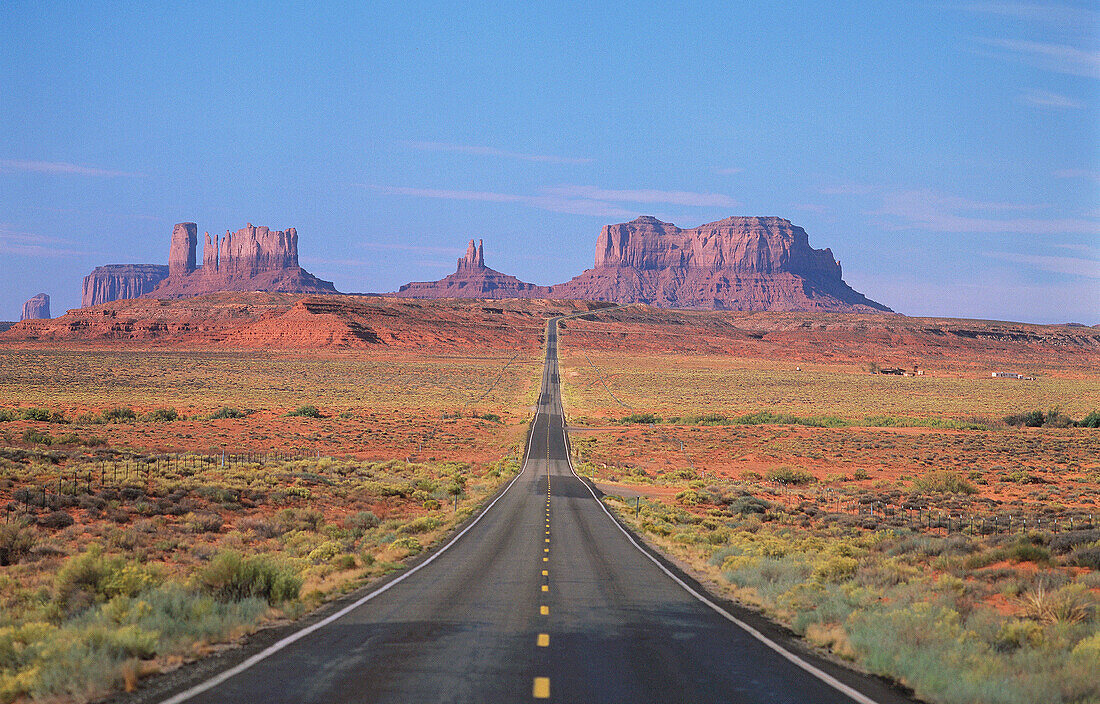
154;317;913;704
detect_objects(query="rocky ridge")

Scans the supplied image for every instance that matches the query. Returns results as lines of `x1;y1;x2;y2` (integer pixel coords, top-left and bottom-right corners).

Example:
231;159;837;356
391;216;890;312
82;264;169;307
80;223;337;306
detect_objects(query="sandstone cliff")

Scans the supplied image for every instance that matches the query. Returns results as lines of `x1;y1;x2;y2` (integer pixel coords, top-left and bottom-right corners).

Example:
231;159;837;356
395;239;549;299
550;216;890;312
82;264;169;307
151;223;335;299
20;293;50;320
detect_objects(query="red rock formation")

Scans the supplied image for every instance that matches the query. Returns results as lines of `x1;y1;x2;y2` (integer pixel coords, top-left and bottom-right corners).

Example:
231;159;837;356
168;223;198;278
20;293;50;320
81;264;169;307
149;222;336;299
550;216;890;312
395;239;550;299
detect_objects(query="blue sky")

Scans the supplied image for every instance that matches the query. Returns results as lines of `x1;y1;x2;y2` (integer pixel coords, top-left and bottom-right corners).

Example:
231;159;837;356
1;1;1097;323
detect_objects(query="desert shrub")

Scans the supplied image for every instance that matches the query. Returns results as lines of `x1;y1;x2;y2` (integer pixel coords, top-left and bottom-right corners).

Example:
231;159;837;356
1009;541;1051;564
765;466;815;484
238;516;284;539
475;412;502;423
1018;583;1095;624
0;519;36;566
147;408;179;422
285;405;324;418
396;516;440;534
196;551;301;603
911;470;977;494
1005;409;1045;427
619;413;662;424
347;511;380;534
813;556;859;583
102;407;137;423
0;409;14;422
306;542;342;564
21;428;53;445
275;508;325;532
1079;411;1100;428
55;547;160;615
391;536;422;554
729;496;771;515
38;511;74;529
185;511;223;533
210;407;248;419
1049;530;1100;554
1069;546;1100;570
20;407;64;423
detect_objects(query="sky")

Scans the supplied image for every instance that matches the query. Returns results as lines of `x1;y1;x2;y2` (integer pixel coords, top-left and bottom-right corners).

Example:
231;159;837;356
1;1;1097;324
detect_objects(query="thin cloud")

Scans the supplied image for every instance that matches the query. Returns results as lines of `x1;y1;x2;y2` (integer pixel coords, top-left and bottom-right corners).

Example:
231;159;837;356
0;227;87;257
541;185;740;208
404;141;593;165
362;183;740;219
1018;88;1084;108
975;37;1100;79
791;203;831;215
1054;168;1100;182
963;3;1100;28
0;159;141;178
874;189;1098;235
989;251;1100;278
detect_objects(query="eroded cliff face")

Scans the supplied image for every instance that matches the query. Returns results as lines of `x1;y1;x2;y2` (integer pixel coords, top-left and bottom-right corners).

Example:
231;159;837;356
395;239;549;299
81;265;169;307
20;293;50;321
552;216;890;312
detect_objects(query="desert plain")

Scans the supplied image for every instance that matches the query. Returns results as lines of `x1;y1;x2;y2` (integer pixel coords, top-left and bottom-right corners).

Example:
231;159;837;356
0;296;1097;704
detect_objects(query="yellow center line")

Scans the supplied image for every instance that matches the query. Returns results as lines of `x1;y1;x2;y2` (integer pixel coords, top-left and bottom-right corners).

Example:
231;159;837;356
542;569;548;576
541;585;549;592
543;556;548;561
537;633;549;647
533;677;550;699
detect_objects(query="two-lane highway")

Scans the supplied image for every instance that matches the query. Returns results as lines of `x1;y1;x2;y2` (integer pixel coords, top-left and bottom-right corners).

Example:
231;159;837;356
154;317;912;704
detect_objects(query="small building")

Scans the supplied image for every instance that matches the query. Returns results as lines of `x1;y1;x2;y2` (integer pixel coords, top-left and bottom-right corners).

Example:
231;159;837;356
992;372;1034;380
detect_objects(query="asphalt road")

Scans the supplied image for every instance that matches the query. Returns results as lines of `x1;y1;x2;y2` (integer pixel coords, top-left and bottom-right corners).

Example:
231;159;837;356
154;317;915;704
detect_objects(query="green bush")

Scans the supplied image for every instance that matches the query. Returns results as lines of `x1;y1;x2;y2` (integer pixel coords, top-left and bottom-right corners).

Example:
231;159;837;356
102;407;137;423
391;536;422;554
619;413;662;424
766;466;815;484
55;547;161;615
285;405;323;418
1005;409;1045;427
1079;411;1100;428
0;520;36;566
147;408;179;422
729;496;771;515
196;551;301;604
0;409;14;422
210;407;249;419
22;428;53;445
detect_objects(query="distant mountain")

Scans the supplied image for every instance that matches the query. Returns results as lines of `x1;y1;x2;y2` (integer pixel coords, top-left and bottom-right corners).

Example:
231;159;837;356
394;216;891;312
80;222;337;307
395;239;549;299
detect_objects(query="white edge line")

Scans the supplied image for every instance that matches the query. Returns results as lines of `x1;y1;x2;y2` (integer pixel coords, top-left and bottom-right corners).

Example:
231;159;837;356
556;324;882;704
159;416;538;704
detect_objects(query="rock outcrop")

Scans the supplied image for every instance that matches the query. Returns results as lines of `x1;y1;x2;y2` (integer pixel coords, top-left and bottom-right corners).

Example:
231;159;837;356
20;293;50;320
396;239;549;299
150;223;336;299
80;222;337;307
550;216;891;312
82;264;169;307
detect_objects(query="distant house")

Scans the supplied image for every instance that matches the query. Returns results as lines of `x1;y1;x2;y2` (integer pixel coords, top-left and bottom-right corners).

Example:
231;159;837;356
992;372;1034;380
879;367;905;375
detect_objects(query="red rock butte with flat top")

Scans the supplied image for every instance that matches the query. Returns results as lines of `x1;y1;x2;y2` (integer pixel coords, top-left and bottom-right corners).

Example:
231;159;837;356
392;216;891;312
